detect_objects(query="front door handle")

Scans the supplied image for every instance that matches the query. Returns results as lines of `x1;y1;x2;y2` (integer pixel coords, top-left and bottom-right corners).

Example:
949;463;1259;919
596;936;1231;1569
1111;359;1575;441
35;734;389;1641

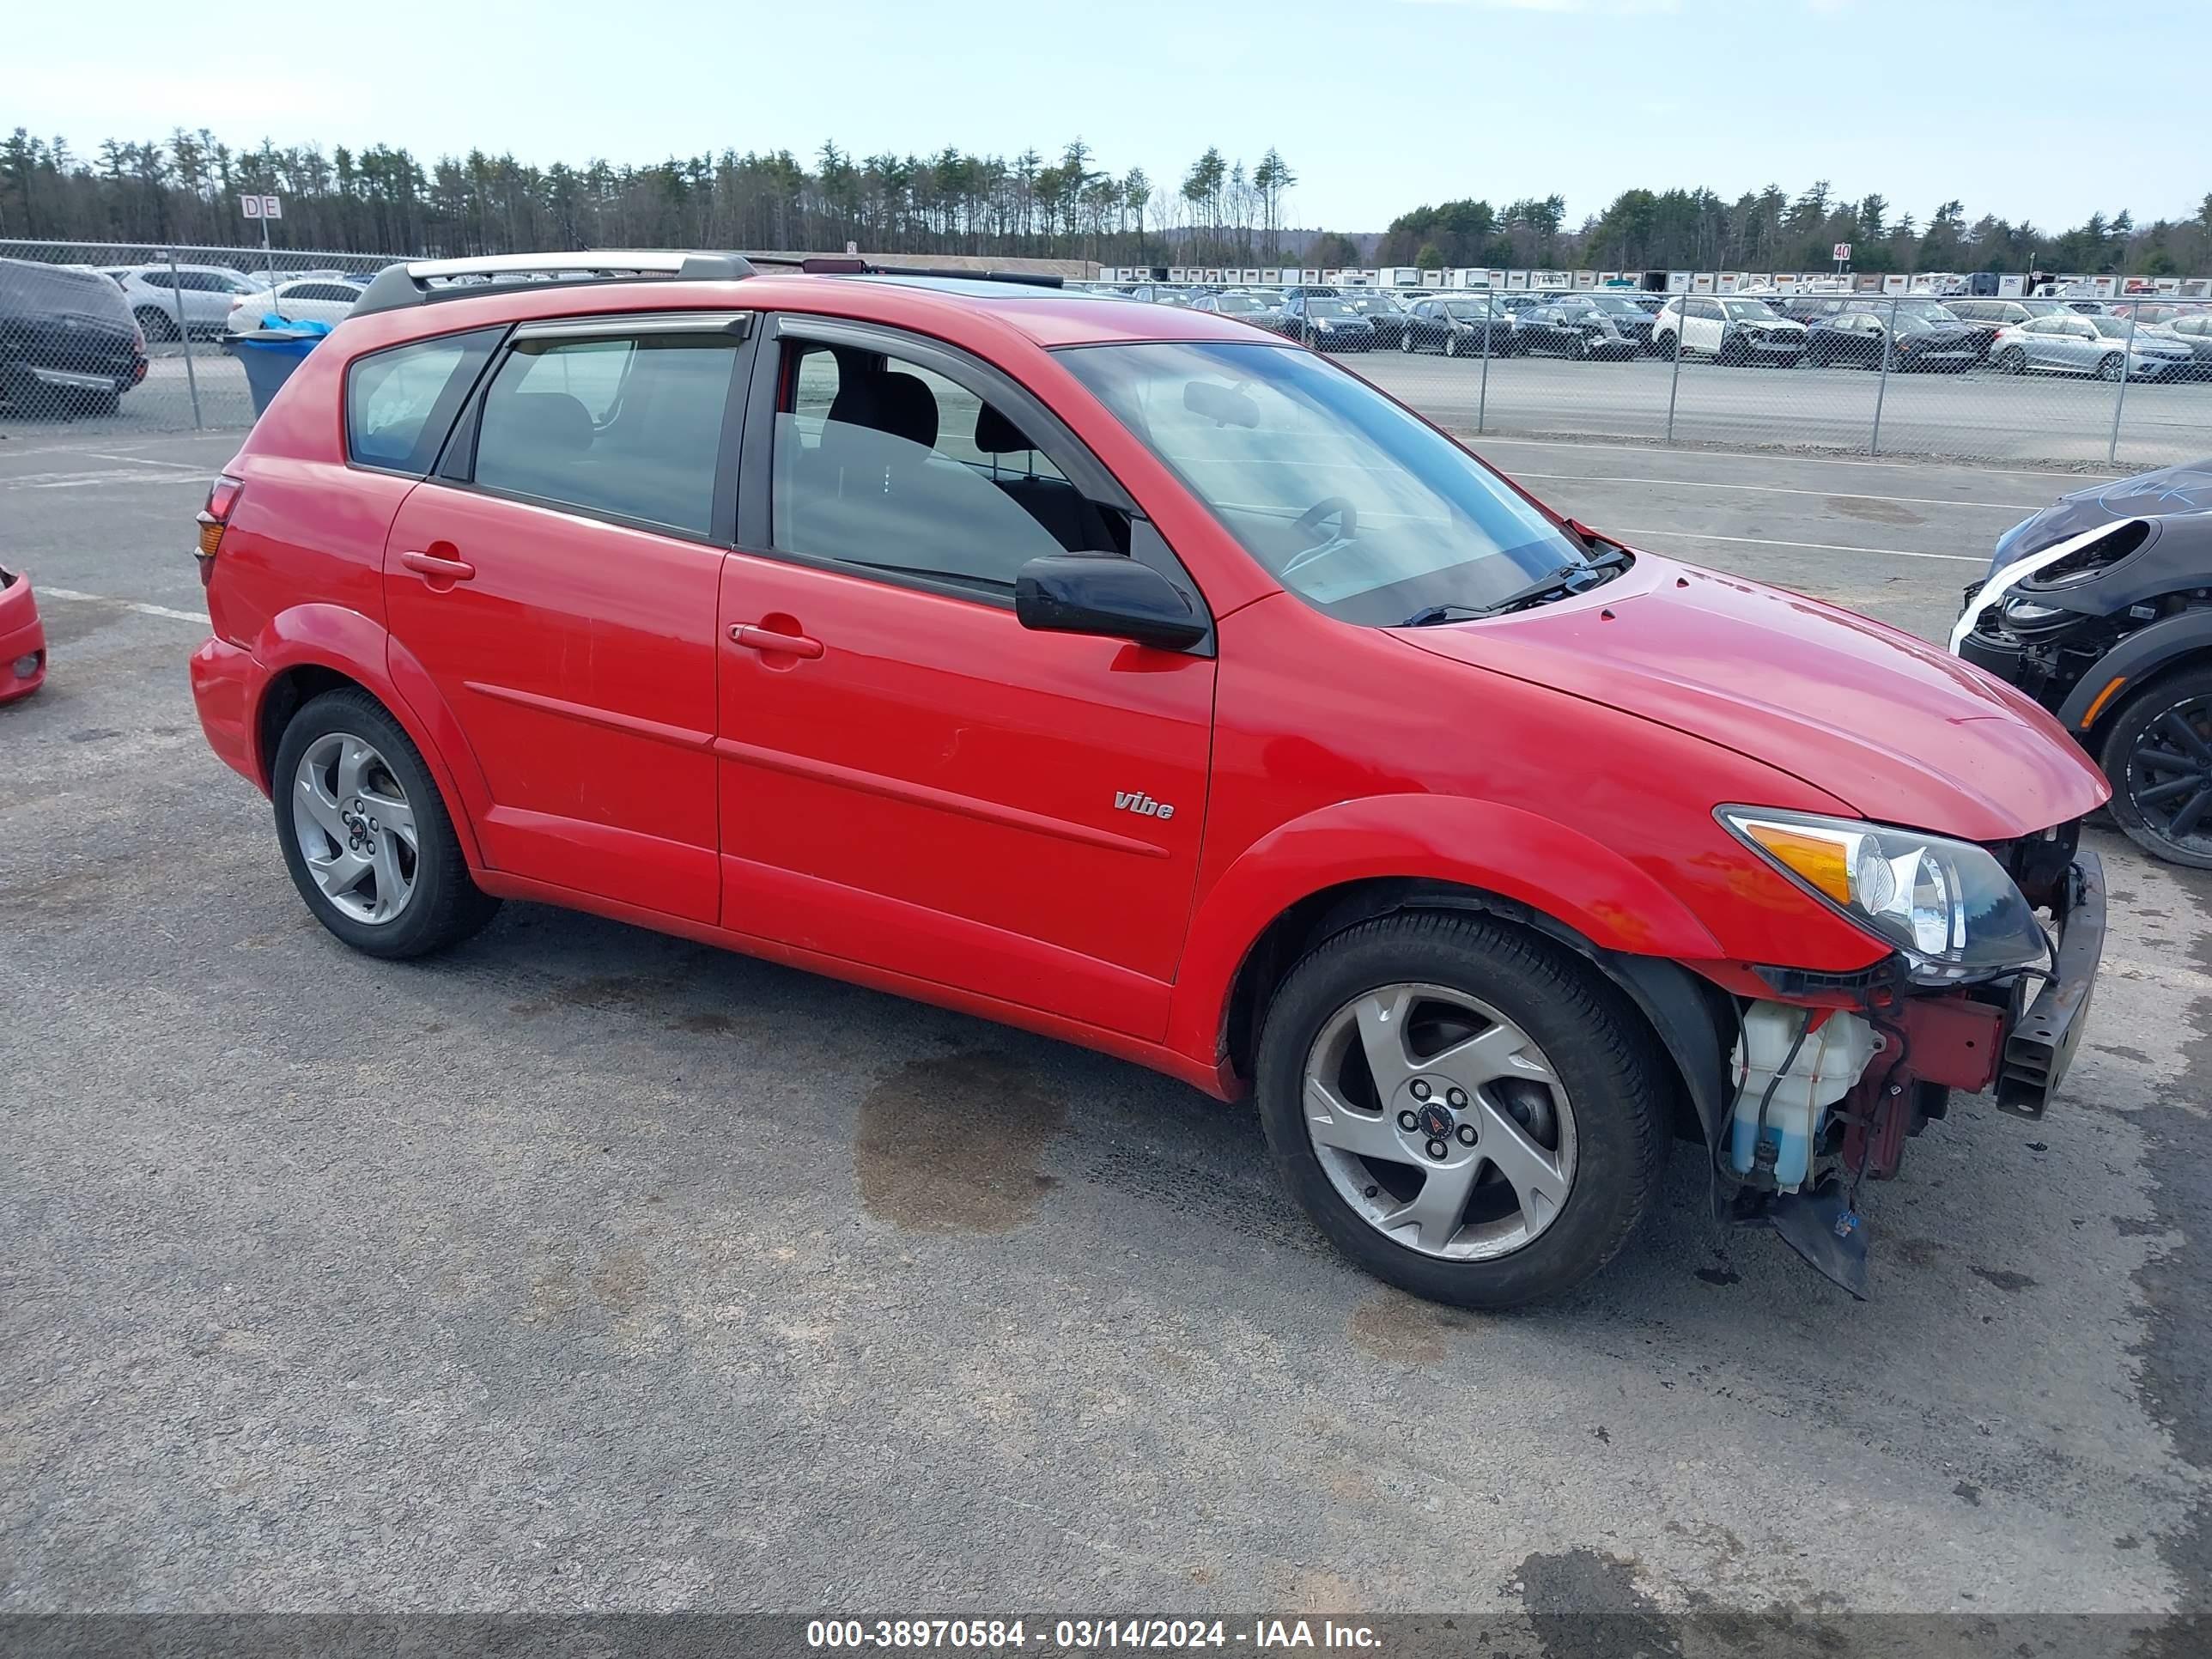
400;550;477;584
729;623;823;659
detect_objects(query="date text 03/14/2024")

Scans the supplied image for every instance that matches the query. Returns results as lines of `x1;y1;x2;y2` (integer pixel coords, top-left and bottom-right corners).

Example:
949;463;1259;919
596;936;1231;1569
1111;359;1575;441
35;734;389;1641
805;1619;1382;1650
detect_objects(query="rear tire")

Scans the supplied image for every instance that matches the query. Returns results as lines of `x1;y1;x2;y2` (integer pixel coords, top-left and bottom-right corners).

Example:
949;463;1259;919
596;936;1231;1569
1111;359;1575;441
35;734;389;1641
1998;346;2027;374
134;307;178;343
2097;353;2124;382
2100;666;2212;870
1255;911;1670;1310
270;687;501;957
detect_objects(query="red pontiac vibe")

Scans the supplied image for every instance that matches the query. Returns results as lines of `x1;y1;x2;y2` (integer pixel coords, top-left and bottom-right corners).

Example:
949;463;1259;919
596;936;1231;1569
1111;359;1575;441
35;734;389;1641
187;253;2109;1306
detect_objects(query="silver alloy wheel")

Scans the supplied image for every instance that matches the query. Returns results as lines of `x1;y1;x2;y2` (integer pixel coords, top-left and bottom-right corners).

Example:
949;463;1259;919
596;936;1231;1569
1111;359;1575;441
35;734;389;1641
1303;981;1577;1261
291;730;418;925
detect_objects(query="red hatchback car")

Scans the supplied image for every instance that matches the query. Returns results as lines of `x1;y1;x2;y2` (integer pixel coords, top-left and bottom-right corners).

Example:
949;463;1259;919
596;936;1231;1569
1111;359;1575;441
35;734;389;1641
189;252;2110;1306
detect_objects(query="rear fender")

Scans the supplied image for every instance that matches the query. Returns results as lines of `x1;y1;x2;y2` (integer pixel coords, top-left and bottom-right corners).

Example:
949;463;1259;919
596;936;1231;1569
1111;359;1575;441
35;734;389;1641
252;603;489;868
1167;793;1728;1070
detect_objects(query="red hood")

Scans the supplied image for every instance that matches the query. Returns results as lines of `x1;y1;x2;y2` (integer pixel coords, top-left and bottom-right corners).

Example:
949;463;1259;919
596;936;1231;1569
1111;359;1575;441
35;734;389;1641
1395;555;2110;842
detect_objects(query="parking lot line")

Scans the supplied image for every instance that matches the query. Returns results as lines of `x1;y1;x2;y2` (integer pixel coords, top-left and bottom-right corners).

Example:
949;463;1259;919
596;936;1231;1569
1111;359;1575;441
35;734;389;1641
40;587;210;626
1469;434;2124;481
1611;528;1986;563
1506;472;2041;513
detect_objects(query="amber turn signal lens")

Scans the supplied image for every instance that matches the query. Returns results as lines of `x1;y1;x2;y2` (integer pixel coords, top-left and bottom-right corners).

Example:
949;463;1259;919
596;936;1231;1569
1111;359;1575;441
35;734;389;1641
1742;823;1854;905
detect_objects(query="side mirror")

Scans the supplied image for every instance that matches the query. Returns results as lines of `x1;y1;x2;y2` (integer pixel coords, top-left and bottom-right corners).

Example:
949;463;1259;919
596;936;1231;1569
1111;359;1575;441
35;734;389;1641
1015;554;1208;652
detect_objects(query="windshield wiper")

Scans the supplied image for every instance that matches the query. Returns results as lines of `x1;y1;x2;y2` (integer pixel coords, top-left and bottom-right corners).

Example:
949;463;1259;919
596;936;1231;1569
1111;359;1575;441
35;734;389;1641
1399;548;1631;627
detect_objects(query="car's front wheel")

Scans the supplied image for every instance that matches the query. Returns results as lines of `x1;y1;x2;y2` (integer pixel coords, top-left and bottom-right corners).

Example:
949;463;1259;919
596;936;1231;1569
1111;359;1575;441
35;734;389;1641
271;688;501;957
1255;911;1669;1310
2101;667;2212;869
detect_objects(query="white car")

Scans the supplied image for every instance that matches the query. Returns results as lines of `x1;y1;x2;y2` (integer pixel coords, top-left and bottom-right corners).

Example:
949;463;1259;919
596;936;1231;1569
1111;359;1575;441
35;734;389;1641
1652;295;1808;366
106;263;266;342
222;277;364;337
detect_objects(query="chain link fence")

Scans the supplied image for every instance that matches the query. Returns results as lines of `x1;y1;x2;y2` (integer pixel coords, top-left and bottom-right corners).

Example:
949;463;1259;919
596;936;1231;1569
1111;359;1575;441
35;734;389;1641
0;240;406;434
8;242;2208;474
1083;277;2212;473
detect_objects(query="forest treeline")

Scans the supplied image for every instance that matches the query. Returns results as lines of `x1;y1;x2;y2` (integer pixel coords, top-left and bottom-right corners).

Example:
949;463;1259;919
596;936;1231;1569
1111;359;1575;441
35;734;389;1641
3;127;2204;276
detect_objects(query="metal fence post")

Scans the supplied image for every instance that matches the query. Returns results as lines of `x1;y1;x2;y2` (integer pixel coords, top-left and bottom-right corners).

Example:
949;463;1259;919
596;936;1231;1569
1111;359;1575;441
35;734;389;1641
2108;308;2139;467
1663;289;1685;445
165;247;204;430
1477;292;1492;434
1869;292;1897;457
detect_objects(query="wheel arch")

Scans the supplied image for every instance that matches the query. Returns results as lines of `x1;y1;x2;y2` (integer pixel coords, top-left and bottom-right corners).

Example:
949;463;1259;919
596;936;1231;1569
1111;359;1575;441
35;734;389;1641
250;605;489;869
2060;613;2212;739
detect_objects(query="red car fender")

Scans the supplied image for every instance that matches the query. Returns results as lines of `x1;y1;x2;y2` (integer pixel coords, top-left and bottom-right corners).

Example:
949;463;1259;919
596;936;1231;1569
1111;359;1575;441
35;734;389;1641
249;602;491;871
1164;793;1730;1072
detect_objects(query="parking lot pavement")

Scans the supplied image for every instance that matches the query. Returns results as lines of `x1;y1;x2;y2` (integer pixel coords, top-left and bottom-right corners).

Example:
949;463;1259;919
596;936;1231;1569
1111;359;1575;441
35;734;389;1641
3;429;2208;1629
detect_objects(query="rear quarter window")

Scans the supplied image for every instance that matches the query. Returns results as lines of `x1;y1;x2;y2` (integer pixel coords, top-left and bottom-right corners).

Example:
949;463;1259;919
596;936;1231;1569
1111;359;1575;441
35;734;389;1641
346;327;504;475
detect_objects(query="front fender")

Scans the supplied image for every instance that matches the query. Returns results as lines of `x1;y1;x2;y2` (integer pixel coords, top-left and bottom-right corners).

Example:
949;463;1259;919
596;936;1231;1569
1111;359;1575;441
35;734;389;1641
2058;611;2212;733
1164;793;1729;1068
251;603;489;869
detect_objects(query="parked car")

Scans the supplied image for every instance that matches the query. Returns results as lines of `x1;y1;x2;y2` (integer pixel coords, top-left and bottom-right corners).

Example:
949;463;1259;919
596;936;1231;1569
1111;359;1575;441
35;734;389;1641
1401;295;1511;356
1954;465;2212;866
1989;313;2195;380
110;262;266;341
223;277;366;337
0;256;149;417
189;250;2109;1309
1186;291;1283;333
1653;296;1808;366
2155;313;2212;380
1511;296;1641;361
1574;292;1659;352
1278;293;1376;351
1801;309;1980;373
0;564;47;702
1342;291;1413;348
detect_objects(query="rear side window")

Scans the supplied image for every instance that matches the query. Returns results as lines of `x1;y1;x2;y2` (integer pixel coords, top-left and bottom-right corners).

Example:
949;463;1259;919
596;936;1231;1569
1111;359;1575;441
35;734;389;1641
347;327;503;476
471;333;742;538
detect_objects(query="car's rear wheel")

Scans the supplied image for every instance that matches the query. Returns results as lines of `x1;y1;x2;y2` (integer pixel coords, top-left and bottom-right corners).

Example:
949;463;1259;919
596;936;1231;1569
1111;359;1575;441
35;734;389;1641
271;688;501;957
1401;327;1417;354
2097;353;2124;381
1255;911;1669;1310
1997;346;2027;374
2101;667;2212;869
134;307;178;343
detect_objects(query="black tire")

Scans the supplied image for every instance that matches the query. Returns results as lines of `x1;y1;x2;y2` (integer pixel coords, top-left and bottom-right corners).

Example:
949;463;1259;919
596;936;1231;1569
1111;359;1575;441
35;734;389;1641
1254;911;1671;1310
1401;328;1417;354
1997;346;2027;374
1571;334;1589;361
1660;331;1680;360
2097;353;2124;382
270;687;501;957
2100;666;2212;870
134;306;179;343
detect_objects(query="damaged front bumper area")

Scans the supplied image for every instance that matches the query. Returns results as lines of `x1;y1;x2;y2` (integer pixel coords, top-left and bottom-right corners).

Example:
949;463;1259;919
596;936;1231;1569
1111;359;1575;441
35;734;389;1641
1725;849;2106;1297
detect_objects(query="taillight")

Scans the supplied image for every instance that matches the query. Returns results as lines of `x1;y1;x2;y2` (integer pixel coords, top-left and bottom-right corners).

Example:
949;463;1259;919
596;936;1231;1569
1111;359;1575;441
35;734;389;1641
195;473;244;586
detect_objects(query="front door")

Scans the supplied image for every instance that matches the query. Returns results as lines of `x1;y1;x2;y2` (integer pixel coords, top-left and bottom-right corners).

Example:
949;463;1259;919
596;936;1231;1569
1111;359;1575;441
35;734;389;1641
714;322;1216;1039
383;313;750;922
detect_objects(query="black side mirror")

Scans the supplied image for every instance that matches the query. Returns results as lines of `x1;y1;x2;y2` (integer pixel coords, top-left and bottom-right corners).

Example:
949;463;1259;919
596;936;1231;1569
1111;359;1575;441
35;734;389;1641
1015;554;1208;652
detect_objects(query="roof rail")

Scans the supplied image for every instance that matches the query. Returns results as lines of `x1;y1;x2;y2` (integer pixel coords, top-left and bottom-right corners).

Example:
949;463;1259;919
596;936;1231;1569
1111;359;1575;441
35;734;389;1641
741;253;1063;289
352;250;757;317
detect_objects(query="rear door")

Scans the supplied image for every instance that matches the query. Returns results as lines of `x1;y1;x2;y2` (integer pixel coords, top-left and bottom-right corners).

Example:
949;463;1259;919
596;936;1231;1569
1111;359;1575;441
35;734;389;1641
713;317;1216;1039
381;311;752;922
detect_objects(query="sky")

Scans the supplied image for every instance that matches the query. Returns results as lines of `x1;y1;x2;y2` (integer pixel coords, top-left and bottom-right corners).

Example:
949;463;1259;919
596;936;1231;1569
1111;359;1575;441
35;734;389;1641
14;0;2204;238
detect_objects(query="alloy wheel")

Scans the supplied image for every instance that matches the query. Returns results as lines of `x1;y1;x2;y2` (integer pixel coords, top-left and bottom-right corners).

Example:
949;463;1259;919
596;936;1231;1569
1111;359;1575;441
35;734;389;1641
2128;696;2212;856
290;730;419;924
1302;982;1577;1261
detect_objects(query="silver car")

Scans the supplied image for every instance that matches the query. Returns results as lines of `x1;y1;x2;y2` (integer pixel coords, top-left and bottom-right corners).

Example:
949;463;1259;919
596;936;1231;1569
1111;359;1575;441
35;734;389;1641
1991;313;2195;380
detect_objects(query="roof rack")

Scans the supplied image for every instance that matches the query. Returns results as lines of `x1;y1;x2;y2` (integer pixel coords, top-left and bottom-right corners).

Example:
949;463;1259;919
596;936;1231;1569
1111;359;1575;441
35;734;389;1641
352;250;757;317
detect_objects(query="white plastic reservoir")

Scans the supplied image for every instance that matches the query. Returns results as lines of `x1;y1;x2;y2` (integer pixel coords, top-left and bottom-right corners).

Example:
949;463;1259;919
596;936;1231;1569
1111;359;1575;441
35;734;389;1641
1728;1005;1881;1191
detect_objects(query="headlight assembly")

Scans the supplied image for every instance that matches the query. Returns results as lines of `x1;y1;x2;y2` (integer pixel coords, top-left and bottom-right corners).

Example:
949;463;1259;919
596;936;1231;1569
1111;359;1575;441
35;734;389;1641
1718;808;2051;983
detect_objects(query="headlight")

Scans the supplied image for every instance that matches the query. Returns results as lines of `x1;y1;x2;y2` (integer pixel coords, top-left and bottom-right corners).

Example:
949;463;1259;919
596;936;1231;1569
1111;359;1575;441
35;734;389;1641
1718;808;2050;984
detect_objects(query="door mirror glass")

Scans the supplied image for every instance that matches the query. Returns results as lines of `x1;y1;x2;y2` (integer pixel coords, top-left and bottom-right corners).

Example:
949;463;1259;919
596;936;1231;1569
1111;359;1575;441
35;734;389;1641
1015;554;1207;651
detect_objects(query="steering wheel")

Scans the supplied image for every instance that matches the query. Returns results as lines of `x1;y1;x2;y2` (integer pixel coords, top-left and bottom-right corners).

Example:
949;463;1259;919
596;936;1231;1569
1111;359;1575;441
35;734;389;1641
1281;496;1360;580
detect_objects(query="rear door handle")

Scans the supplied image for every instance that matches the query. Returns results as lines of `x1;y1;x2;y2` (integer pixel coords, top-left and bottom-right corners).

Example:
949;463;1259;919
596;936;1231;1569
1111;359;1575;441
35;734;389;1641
400;550;476;583
729;623;823;659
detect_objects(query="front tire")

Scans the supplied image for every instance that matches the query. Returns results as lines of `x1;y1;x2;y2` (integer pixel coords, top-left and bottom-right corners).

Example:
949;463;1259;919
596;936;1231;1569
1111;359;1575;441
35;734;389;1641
1255;911;1670;1310
2097;353;2124;382
270;687;501;957
2101;667;2212;869
1997;346;2027;374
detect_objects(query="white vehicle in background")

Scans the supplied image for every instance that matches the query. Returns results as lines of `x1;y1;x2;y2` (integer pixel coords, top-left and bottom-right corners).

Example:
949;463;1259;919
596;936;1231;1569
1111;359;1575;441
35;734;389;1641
106;263;265;341
1652;295;1808;366
222;277;365;337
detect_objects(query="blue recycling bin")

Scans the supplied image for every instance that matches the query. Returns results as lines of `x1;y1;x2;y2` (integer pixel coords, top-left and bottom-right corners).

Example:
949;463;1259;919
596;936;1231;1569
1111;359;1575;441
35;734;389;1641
233;319;331;416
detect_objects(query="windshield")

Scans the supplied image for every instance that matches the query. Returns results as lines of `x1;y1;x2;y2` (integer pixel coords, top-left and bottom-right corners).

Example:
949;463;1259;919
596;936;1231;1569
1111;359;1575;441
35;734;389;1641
1305;299;1356;318
1586;295;1644;313
1057;341;1591;625
1720;300;1777;319
1216;295;1267;313
1350;295;1401;314
1444;301;1496;319
1896;301;1959;322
